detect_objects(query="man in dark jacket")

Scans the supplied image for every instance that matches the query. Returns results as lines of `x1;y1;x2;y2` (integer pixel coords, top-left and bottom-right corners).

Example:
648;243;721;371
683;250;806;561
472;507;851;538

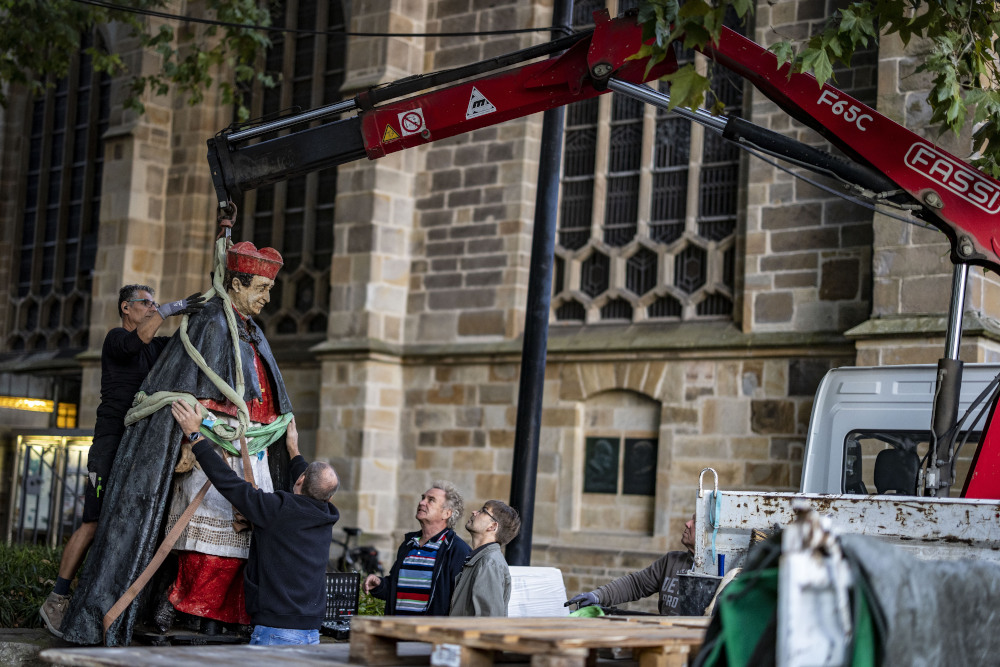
171;400;339;644
363;481;471;615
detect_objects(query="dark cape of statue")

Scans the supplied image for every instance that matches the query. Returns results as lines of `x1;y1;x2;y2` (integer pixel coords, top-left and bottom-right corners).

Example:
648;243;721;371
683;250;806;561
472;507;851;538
62;296;293;646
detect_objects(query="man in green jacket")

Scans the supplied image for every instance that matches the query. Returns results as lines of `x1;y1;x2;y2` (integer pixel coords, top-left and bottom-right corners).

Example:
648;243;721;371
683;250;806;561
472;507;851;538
449;500;521;617
565;514;695;616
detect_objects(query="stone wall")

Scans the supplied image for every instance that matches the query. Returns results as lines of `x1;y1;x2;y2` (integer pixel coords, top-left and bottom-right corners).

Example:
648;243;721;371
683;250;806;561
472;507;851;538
357;337;851;611
79;19;175;427
860;26;1000;364
406;0;548;346
743;0;878;334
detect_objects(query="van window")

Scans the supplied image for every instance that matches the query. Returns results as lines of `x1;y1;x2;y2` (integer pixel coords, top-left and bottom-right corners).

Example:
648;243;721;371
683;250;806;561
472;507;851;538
842;431;980;497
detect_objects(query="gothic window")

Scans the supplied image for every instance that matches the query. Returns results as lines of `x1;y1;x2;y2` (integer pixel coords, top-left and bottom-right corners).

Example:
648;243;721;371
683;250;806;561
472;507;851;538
7;32;109;352
604;95;644;247
553;3;744;324
240;0;346;338
559;98;598;251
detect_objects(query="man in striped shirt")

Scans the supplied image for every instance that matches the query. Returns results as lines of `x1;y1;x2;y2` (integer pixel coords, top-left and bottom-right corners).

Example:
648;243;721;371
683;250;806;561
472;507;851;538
364;481;471;615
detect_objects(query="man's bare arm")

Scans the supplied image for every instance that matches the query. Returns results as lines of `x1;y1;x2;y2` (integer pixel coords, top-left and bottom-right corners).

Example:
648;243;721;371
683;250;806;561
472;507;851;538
135;312;166;344
286;417;300;458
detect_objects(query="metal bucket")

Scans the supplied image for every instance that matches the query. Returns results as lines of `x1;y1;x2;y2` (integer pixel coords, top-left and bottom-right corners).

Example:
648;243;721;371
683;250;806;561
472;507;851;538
676;572;721;616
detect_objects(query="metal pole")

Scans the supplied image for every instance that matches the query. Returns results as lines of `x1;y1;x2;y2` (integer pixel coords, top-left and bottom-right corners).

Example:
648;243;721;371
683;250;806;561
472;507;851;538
928;262;968;496
607;79;727;132
943;263;969;361
227;99;357;142
506;0;572;566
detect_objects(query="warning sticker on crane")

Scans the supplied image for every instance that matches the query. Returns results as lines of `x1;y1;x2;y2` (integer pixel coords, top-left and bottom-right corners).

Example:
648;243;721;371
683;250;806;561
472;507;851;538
398;109;425;136
466;87;496;119
383;125;400;142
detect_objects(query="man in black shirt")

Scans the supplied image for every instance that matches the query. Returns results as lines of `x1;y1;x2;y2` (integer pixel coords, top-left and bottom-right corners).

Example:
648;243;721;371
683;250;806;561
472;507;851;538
40;284;204;637
170;400;340;645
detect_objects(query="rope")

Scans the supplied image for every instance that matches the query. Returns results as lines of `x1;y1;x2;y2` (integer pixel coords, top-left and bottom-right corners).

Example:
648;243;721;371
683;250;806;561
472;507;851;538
202;413;291;456
178;236;251;441
126;391;290;456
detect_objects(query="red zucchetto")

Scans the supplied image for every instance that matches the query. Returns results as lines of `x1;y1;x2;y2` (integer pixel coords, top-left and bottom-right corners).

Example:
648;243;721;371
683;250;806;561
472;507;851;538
226;241;283;280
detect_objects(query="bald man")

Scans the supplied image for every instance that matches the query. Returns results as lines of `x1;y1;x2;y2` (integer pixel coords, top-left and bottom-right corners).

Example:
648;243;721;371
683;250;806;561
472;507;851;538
171;401;340;645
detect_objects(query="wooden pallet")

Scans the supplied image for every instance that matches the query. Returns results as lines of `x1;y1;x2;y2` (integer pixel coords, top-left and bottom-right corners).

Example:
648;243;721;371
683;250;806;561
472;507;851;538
348;616;706;667
603;616;710;629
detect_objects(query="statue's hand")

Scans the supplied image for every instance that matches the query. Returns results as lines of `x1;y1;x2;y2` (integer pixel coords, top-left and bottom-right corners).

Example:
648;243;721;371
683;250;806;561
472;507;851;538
175;441;196;473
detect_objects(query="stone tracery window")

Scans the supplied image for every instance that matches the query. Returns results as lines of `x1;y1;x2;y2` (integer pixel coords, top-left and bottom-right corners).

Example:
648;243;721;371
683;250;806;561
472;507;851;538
240;0;346;338
6;32;109;352
553;3;744;324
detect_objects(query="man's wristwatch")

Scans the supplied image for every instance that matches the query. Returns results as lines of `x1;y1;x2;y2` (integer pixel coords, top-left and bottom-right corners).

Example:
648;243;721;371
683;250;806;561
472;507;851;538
188;431;203;443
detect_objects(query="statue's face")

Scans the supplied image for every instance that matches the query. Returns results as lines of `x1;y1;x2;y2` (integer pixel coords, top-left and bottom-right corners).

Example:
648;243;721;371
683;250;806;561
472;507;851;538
229;275;274;317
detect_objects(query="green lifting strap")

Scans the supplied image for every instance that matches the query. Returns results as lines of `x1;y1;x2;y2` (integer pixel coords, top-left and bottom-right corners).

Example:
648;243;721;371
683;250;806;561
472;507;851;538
201;412;293;456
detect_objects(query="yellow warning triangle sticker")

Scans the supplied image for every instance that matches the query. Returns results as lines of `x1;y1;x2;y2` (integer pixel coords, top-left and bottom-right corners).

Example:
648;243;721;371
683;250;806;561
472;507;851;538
383;125;400;142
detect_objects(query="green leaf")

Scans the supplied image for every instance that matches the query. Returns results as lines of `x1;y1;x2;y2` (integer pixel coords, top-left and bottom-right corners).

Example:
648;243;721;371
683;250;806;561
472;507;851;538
799;48;834;85
660;64;711;111
676;0;711;19
682;25;712;49
769;41;796;68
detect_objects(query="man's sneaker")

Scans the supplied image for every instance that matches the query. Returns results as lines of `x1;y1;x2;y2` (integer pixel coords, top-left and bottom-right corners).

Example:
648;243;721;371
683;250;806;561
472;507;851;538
40;592;70;638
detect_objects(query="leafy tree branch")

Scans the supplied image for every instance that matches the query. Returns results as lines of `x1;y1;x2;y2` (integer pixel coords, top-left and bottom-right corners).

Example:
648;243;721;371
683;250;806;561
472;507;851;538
0;0;274;121
636;0;1000;175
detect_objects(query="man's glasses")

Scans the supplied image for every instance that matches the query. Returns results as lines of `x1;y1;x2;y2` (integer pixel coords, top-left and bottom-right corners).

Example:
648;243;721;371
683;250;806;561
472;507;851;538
128;298;158;308
479;506;498;524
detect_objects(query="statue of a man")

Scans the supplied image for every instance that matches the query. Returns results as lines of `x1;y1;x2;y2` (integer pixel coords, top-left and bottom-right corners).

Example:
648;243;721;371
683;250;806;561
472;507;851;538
160;242;290;634
62;242;294;646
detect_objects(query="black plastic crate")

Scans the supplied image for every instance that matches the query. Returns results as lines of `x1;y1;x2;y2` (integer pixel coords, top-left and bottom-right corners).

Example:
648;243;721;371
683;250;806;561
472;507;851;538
321;571;360;639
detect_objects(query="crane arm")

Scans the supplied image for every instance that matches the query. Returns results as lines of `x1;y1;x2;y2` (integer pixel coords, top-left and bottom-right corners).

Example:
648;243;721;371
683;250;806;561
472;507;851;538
701;26;1000;272
207;10;674;209
209;10;1000;275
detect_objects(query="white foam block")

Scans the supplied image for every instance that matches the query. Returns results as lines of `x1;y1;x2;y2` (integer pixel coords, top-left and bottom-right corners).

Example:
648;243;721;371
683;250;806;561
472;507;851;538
507;566;570;617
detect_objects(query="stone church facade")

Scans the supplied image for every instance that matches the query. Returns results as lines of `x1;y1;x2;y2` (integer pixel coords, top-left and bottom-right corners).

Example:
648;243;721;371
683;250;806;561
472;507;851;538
2;0;998;611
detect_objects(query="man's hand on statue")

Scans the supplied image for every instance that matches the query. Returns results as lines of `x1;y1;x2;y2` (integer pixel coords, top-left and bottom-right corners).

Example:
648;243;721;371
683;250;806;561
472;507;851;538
565;592;600;608
170;400;203;434
286;417;300;458
364;574;381;594
156;292;207;319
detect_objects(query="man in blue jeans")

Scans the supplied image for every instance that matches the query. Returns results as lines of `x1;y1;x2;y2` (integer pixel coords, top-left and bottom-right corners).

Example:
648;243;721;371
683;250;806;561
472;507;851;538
171;400;340;644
